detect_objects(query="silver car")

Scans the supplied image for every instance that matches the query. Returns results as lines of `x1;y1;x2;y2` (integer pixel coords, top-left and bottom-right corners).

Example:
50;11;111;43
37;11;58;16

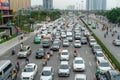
113;39;120;46
62;39;69;47
74;40;81;48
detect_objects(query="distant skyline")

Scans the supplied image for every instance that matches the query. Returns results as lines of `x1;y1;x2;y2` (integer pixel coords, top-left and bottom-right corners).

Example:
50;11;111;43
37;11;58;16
31;0;120;10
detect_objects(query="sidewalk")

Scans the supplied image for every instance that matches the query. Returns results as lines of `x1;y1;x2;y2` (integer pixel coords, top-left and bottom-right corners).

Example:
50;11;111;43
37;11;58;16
0;29;41;56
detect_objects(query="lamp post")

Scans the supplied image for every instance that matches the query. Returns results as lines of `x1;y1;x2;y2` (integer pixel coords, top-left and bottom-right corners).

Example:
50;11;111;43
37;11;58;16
87;0;89;24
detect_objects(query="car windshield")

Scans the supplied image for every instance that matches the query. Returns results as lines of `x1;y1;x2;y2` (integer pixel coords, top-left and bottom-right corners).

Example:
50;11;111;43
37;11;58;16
75;41;80;43
0;71;2;76
60;65;68;69
20;47;26;51
99;62;109;67
24;67;34;72
97;53;104;57
75;60;83;64
90;40;96;42
64;40;68;43
76;78;84;80
62;52;68;55
94;46;101;49
42;70;51;76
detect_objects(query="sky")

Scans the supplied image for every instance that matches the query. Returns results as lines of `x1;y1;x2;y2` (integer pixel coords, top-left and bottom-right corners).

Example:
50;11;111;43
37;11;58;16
31;0;120;10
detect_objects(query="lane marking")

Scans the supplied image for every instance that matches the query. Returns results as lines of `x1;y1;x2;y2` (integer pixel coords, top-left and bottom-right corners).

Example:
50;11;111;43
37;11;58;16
86;50;88;54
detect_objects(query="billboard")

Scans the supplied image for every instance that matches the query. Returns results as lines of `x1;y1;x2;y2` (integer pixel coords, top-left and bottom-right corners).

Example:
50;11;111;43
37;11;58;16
0;0;9;10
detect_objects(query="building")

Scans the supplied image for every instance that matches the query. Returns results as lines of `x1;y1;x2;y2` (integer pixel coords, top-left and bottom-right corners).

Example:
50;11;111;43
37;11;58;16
43;0;53;10
9;0;31;12
67;5;75;10
86;0;106;11
0;0;12;24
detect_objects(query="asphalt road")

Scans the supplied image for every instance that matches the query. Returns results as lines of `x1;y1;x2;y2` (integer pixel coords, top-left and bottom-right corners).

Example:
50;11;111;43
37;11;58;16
86;16;120;63
0;19;97;80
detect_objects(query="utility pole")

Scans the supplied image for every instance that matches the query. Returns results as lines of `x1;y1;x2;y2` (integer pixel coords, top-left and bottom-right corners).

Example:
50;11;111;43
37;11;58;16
87;0;89;24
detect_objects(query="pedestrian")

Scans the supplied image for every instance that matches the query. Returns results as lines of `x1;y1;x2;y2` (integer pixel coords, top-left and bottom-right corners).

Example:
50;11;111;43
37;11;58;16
95;70;100;80
42;56;47;66
11;48;16;55
25;57;29;65
12;68;17;80
16;61;20;71
104;33;106;38
20;42;23;48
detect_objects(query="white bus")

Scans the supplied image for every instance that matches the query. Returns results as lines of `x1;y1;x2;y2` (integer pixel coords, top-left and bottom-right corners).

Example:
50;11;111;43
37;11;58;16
0;60;13;80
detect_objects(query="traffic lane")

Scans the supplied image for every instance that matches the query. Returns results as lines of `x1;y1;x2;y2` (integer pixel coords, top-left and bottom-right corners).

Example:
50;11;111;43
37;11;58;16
90;20;120;62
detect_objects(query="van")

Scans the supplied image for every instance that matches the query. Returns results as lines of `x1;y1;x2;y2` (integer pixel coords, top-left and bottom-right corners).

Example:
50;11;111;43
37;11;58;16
0;60;13;80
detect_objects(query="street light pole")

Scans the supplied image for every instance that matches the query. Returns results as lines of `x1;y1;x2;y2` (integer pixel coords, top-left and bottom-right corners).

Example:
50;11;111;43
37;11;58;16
87;0;89;24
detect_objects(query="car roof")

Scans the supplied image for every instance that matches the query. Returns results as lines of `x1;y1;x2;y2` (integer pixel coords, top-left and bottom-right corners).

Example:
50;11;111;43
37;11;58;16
75;74;86;79
43;67;52;71
96;51;103;53
75;57;83;60
62;50;68;52
60;61;68;65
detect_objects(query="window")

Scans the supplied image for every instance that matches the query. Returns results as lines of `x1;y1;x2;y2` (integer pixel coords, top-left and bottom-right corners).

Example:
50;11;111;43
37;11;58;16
3;63;12;73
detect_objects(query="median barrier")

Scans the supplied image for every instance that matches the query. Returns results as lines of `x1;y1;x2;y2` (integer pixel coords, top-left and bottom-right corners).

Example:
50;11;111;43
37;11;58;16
80;18;120;72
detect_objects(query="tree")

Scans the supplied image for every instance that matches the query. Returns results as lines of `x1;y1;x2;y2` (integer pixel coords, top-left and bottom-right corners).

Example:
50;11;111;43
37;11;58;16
0;13;2;25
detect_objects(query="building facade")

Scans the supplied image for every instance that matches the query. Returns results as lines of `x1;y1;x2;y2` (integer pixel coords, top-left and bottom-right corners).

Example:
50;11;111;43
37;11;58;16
10;0;31;12
43;0;53;10
86;0;106;11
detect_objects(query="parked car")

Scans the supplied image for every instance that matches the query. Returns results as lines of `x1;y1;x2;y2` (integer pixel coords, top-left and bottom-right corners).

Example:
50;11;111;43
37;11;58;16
92;44;102;54
62;39;69;47
58;61;70;77
113;39;120;46
74;40;81;48
97;59;112;74
21;63;38;80
75;74;87;80
17;45;32;58
81;37;87;44
73;57;85;71
60;50;69;61
36;48;45;59
40;67;54;80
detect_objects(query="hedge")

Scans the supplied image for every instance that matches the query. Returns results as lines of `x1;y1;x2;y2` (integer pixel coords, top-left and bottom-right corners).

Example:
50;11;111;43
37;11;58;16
80;18;120;71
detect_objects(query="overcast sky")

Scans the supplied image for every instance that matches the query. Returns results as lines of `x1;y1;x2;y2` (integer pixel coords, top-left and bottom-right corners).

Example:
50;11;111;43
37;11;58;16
31;0;120;10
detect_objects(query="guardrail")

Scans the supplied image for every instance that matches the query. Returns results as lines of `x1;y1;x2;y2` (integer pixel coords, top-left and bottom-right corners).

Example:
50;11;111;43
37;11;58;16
80;18;120;72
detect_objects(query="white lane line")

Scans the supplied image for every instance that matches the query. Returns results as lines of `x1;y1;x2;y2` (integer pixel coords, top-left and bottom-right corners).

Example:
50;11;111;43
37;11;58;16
89;61;92;67
86;50;88;54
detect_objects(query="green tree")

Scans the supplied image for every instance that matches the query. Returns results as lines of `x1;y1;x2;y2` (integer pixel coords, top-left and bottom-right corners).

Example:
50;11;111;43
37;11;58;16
0;13;2;25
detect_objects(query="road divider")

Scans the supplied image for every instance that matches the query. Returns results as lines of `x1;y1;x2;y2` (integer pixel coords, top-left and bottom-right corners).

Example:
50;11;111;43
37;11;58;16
80;18;120;72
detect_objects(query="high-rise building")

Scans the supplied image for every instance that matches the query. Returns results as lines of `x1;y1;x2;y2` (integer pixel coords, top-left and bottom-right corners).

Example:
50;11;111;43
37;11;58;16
9;0;31;12
43;0;53;10
86;0;106;10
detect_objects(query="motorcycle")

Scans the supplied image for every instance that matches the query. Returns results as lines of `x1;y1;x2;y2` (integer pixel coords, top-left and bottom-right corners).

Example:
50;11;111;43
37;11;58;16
73;53;77;57
50;51;53;56
42;60;47;66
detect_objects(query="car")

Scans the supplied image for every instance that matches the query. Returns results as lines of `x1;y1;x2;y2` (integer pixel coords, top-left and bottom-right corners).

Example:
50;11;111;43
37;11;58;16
113;39;120;46
74;33;81;40
81;37;87;44
58;61;70;77
84;30;90;37
21;63;38;80
95;51;105;61
40;67;54;80
73;57;85;71
34;36;41;44
61;33;66;38
51;42;60;51
97;59;112;74
42;39;50;48
54;38;61;44
103;70;120;80
92;44;102;54
75;74;87;80
60;50;69;61
17;45;32;58
36;48;45;59
91;25;96;29
62;39;69;47
89;38;97;47
74;40;81;48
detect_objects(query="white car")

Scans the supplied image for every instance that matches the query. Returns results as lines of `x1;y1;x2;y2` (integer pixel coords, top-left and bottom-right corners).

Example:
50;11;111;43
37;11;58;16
21;63;38;80
60;50;69;60
95;51;105;61
74;40;81;48
62;39;69;47
73;57;85;71
89;38;97;47
18;45;32;58
84;30;90;37
113;39;120;46
40;67;54;80
97;59;112;74
58;61;70;77
61;33;66;38
75;74;87;80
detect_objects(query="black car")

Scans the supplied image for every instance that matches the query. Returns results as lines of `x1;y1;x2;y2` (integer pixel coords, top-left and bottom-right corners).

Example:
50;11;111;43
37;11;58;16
36;48;45;59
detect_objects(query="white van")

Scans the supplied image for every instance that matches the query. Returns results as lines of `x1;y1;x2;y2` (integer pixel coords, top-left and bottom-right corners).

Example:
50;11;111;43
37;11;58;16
0;60;13;80
66;32;73;41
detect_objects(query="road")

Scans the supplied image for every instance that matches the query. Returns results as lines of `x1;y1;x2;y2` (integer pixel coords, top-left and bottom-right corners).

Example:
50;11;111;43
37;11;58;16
0;18;97;80
84;16;120;63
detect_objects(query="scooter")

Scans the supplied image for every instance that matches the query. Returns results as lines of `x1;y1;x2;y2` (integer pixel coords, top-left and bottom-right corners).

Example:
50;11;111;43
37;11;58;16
42;60;47;66
73;53;77;57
